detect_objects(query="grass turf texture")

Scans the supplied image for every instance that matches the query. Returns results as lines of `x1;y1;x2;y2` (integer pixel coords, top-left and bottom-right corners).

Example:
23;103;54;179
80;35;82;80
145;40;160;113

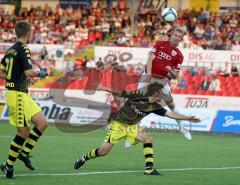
0;121;240;185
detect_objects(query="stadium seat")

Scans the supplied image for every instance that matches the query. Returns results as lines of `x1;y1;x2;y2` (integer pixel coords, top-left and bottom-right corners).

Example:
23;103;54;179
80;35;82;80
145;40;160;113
102;71;111;87
199;68;206;76
188;89;196;95
228;86;237;93
222;91;231;96
233;76;240;83
185;75;192;86
180;89;188;94
95;31;103;40
172;89;180;94
231;91;239;97
192;75;202;83
88;32;96;43
217;76;225;82
214;91;223;96
197;89;206;95
226;76;234;84
205;90;214;95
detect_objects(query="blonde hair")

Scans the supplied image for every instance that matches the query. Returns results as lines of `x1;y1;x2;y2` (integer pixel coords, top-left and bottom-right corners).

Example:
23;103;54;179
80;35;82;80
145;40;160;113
173;27;185;35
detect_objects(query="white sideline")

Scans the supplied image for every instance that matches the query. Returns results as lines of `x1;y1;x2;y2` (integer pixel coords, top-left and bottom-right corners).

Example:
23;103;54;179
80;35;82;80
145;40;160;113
1;166;240;177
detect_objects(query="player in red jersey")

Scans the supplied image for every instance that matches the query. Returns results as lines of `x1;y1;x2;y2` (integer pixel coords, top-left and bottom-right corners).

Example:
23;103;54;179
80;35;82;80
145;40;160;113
139;27;192;140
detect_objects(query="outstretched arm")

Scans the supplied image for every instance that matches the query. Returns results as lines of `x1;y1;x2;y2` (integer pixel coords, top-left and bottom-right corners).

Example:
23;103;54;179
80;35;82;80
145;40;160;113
165;111;200;123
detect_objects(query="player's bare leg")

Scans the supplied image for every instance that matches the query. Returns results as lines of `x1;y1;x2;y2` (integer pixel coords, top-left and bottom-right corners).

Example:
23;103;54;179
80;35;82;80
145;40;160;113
165;100;192;141
74;143;113;169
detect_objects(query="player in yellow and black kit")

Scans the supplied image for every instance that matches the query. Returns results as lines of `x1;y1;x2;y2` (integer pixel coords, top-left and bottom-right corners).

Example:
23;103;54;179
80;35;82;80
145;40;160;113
0;21;48;179
74;82;200;175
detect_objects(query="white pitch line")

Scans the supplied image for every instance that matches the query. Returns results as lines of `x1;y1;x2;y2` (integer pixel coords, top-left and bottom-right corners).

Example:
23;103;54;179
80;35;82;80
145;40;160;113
0;166;240;177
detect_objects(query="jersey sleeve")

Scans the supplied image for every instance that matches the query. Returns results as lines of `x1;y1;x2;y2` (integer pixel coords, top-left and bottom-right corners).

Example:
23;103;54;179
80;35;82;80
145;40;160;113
19;46;33;71
151;41;161;56
152;107;167;116
173;50;183;72
0;57;6;71
120;90;144;99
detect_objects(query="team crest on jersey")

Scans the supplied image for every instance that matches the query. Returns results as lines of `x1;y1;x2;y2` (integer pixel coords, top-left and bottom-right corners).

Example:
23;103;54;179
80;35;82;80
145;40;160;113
171;50;177;56
157;51;171;60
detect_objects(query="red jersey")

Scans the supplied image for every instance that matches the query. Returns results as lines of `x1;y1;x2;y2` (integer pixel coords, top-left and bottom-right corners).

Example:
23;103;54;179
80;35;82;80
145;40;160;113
151;41;183;79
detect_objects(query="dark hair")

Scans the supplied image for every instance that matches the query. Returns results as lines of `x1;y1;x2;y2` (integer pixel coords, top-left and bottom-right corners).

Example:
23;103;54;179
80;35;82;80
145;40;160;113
146;82;164;96
15;21;31;38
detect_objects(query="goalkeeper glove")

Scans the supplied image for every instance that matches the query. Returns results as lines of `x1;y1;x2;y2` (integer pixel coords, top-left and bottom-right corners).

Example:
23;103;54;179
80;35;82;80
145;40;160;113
37;68;48;78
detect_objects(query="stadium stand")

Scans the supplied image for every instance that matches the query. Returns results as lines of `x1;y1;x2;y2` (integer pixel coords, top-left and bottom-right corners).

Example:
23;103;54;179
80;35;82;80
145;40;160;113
0;1;239;96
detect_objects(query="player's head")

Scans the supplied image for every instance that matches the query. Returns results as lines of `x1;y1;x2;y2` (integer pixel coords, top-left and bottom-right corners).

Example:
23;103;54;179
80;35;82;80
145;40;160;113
146;82;164;102
170;27;184;46
15;21;32;43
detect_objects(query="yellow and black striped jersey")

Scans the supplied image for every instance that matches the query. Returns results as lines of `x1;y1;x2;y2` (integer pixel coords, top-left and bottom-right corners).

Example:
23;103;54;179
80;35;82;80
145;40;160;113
114;90;167;125
0;42;33;92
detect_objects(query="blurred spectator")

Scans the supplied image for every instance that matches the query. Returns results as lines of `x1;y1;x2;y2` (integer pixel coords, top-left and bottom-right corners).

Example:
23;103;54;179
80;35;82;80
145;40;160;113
116;32;128;46
86;58;96;68
96;57;104;71
47;55;56;75
73;66;83;80
232;41;240;51
65;63;73;74
209;75;220;91
82;56;89;69
230;64;239;77
218;63;230;77
40;46;48;60
179;77;187;89
0;2;238;51
200;76;210;90
189;66;198;76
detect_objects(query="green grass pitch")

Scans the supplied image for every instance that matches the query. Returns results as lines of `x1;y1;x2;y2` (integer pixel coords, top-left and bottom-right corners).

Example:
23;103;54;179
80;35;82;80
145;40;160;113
0;121;240;185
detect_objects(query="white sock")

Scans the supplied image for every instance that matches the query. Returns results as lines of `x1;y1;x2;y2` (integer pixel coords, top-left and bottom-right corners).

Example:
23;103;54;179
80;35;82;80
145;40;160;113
171;108;183;130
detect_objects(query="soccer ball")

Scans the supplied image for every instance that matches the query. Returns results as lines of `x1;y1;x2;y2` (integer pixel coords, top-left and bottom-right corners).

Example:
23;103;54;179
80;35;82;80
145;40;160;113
161;7;178;23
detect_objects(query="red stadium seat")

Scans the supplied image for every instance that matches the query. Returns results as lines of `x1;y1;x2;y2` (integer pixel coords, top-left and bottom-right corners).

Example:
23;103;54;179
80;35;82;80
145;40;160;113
222;91;231;96
199;68;206;76
233;76;240;83
95;31;103;40
217;76;225;82
197;90;206;95
172;89;180;94
231;91;240;97
180;89;188;94
205;90;214;95
214;91;223;96
192;75;202;83
188;89;196;95
226;76;234;84
88;32;96;43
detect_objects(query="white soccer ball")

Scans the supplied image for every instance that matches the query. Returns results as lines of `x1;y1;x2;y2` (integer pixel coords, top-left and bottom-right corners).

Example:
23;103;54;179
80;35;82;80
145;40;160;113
161;7;178;23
